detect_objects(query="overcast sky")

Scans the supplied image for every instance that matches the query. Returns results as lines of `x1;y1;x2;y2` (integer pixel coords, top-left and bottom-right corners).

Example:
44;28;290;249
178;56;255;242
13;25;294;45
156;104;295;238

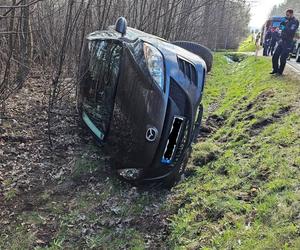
249;0;285;28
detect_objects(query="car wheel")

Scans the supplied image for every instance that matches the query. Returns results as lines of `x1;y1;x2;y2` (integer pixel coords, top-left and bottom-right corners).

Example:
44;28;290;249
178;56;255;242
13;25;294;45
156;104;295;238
296;47;300;63
172;41;213;72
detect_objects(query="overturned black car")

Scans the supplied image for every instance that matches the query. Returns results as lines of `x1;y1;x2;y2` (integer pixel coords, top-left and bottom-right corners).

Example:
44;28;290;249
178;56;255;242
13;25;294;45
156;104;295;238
77;17;213;186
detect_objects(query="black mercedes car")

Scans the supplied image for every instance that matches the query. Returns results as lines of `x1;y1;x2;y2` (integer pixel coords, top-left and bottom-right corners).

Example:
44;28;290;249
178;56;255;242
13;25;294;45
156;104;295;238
77;17;212;186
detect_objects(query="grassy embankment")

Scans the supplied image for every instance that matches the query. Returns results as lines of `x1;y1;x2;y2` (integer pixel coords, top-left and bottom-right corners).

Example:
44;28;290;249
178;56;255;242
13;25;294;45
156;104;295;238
238;35;257;52
168;54;300;249
1;54;299;250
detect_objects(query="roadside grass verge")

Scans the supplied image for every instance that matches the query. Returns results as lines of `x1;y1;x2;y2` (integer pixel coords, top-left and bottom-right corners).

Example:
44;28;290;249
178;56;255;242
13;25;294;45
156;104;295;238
238;35;256;52
168;54;300;249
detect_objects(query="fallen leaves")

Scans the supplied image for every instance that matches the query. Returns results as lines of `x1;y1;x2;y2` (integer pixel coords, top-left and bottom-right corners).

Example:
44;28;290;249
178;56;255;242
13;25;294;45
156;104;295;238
0;78;170;249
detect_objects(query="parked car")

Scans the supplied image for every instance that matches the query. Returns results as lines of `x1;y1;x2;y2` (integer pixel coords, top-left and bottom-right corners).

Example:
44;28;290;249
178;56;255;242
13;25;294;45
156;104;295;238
261;16;283;46
77;17;213;186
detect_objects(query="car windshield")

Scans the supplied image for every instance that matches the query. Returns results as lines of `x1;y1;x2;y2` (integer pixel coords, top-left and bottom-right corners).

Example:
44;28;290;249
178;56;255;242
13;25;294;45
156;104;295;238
80;40;122;139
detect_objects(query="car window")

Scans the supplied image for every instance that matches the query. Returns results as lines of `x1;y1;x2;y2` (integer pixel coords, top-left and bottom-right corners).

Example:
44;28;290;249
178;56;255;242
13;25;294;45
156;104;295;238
272;21;281;28
81;40;122;139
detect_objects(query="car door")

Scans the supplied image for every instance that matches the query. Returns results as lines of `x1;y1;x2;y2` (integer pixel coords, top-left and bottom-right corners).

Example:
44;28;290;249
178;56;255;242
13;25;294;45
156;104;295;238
79;39;122;141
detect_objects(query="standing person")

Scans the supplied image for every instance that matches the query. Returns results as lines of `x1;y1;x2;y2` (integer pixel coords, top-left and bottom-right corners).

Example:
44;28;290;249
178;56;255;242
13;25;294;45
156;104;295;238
263;28;272;56
255;32;261;60
268;27;279;56
271;9;299;75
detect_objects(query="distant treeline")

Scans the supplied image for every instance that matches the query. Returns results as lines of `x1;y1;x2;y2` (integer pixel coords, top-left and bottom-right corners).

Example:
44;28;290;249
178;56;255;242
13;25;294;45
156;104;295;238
270;0;300;19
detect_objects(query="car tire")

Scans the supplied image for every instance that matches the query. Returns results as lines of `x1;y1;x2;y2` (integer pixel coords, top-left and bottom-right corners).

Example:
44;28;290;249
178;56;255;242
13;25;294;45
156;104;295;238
296;47;300;63
172;41;213;72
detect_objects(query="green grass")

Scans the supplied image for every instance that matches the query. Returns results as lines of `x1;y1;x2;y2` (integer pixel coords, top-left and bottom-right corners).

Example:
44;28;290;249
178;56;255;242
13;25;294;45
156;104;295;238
238;35;257;52
1;53;299;250
85;228;144;250
168;54;300;249
0;226;36;250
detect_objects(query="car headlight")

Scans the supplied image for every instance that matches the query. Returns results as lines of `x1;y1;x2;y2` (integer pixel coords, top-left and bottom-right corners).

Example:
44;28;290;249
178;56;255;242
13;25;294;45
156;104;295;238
143;43;164;90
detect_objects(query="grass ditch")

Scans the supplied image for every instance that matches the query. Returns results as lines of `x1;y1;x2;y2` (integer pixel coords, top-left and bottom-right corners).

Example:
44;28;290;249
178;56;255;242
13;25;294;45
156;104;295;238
238;35;257;53
168;53;300;249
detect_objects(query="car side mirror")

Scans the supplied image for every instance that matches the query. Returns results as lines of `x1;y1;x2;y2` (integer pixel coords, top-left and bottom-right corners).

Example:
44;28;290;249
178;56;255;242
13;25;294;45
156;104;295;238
115;17;127;37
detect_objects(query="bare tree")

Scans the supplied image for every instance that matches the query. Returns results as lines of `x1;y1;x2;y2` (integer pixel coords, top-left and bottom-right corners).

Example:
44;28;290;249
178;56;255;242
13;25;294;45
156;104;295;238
0;0;251;138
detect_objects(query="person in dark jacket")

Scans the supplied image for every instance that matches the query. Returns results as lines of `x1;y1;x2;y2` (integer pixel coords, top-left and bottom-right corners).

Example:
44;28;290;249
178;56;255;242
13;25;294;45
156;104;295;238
271;9;299;75
268;27;280;56
263;28;272;56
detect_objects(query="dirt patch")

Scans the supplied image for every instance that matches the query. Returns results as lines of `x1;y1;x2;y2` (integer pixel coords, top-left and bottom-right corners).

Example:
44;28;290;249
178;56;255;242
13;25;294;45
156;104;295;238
192;150;219;166
249;105;292;136
198;114;226;140
245;90;275;112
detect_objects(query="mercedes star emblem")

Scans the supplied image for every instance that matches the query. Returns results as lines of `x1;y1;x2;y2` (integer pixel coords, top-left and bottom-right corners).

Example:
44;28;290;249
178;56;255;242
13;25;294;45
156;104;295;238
146;127;158;142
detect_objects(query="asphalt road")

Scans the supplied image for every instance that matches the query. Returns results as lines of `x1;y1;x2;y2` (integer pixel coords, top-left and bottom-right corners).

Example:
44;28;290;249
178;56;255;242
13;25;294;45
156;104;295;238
257;49;300;75
287;58;300;74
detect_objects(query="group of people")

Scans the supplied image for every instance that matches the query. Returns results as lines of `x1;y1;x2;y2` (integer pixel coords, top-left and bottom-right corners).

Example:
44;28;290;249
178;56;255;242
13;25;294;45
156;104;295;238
270;9;299;75
263;27;280;56
256;9;299;75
